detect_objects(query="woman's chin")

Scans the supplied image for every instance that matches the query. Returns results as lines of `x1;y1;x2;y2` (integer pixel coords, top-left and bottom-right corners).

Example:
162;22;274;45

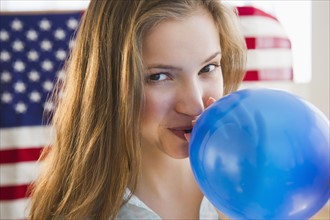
164;142;190;159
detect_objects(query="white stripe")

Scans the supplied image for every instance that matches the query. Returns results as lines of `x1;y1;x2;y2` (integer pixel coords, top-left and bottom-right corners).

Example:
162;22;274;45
246;49;293;70
0;126;54;149
0;161;41;186
239;16;288;38
259;69;292;80
0;198;30;220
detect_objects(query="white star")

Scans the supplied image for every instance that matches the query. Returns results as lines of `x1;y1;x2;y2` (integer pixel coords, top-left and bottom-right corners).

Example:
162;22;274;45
0;30;9;41
40;39;52;51
12;40;24;51
41;60;54;71
29;91;41;102
39;18;51;31
0;50;11;62
14;81;26;93
11;19;23;31
44;101;54;112
1;71;12;83
29;70;40;82
56;49;67;61
13;60;26;72
69;39;76;49
15;102;27;113
57;69;66;81
43;80;54;91
1;92;13;103
67;18;79;30
59;91;65;99
27;50;39;61
26;29;38;41
54;29;66;40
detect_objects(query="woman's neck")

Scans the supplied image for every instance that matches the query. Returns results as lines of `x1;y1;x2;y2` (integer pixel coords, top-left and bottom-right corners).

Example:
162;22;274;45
134;145;203;219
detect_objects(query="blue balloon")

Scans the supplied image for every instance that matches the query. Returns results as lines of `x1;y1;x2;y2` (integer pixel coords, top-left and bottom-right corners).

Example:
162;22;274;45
189;89;329;219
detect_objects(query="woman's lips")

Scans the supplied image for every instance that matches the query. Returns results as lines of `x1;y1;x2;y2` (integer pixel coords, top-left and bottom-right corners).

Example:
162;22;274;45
184;128;193;133
169;127;193;141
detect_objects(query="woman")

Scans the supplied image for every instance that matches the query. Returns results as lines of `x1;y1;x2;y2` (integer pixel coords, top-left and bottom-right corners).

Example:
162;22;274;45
29;0;246;219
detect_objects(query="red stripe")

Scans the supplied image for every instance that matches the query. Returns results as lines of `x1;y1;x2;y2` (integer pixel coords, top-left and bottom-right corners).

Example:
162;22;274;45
237;6;278;21
245;37;291;49
0;184;32;200
243;69;293;81
0;147;43;164
244;70;260;81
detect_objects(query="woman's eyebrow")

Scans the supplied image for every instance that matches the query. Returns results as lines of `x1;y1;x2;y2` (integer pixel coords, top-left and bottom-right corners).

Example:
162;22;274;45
146;51;221;70
202;51;221;65
147;64;182;71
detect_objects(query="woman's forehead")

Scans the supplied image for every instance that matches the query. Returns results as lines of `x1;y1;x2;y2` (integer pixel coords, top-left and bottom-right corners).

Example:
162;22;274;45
142;10;221;68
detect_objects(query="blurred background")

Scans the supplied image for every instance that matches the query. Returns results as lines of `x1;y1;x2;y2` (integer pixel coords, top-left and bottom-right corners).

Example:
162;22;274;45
0;0;329;219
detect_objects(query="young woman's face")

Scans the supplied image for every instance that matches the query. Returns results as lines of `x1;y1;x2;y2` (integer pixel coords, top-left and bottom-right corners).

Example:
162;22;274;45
141;9;223;159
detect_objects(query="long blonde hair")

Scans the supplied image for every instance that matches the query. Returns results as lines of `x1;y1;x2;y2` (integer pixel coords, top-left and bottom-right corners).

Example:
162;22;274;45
29;0;246;219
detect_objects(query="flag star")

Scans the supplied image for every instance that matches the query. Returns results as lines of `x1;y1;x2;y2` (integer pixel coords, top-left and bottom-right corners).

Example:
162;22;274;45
0;50;11;62
29;91;41;102
14;81;26;93
1;92;13;103
56;49;67;61
26;29;38;41
11;19;23;31
1;71;12;83
41;60;54;71
40;39;52;51
69;39;76;49
43;80;54;91
59;91;65;99
0;30;10;41
27;50;39;61
12;40;24;51
15;102;27;113
29;70;40;82
57;69;66;80
13;60;26;72
54;28;66;40
67;18;79;30
39;18;51;31
44;101;55;112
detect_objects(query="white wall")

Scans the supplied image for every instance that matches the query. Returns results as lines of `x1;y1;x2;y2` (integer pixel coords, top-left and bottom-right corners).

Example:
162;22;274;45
0;0;89;11
310;1;329;119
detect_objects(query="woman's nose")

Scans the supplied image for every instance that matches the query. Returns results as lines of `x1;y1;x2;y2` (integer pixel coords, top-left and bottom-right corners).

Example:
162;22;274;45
175;81;204;117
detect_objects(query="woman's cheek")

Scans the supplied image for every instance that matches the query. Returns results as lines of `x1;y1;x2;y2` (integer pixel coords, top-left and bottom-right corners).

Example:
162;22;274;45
202;81;223;104
141;87;173;124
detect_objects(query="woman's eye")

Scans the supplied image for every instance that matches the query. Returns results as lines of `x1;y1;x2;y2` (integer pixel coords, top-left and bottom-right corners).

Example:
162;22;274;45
148;73;169;82
200;64;217;74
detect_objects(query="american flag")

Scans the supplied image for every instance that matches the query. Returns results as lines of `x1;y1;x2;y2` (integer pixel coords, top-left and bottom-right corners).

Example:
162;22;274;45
0;6;292;220
238;6;293;81
0;11;81;219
